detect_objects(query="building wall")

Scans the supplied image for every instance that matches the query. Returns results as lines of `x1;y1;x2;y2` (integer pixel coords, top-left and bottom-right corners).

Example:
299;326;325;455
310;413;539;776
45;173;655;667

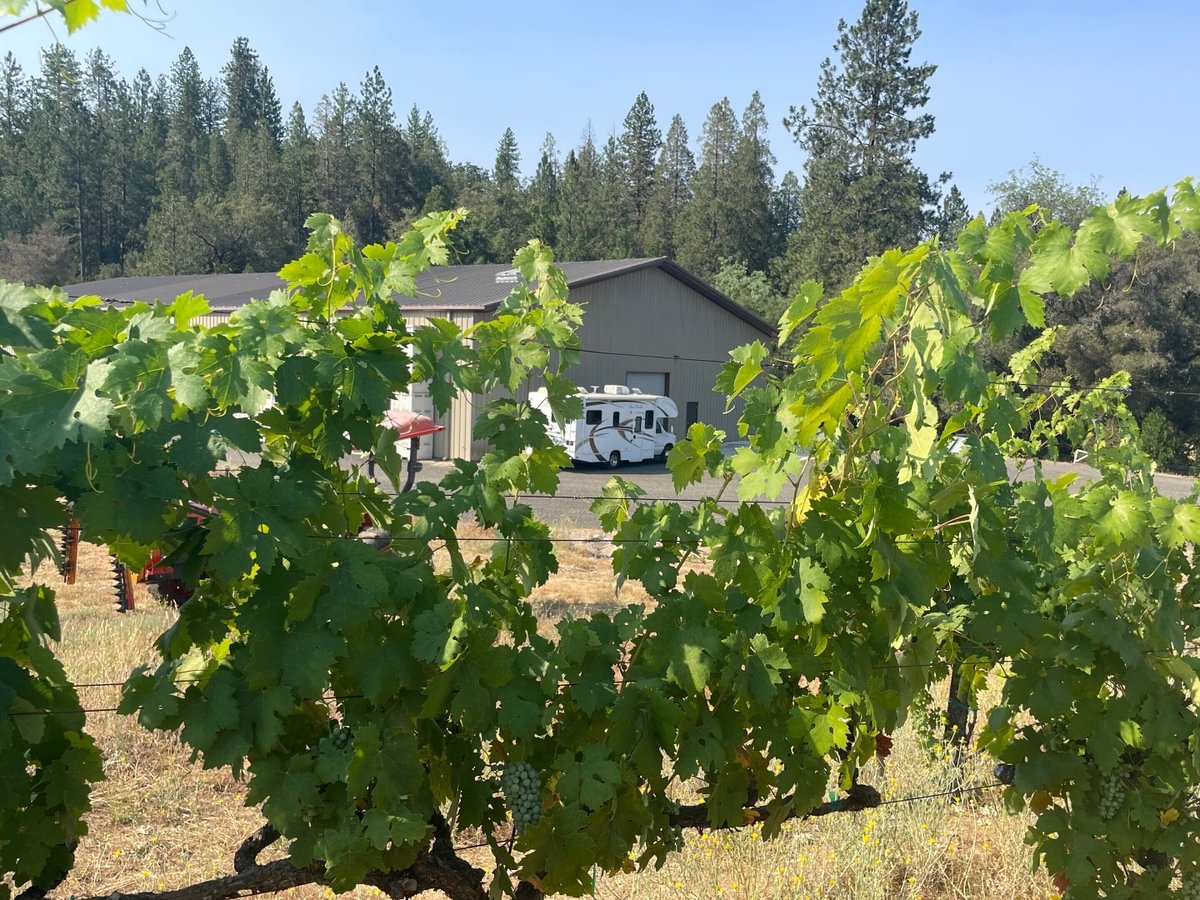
181;269;772;462
399;310;480;461
564;266;770;441
190;308;483;461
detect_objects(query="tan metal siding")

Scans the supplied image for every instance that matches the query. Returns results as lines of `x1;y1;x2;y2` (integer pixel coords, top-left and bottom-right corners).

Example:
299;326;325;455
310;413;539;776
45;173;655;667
402;310;480;460
565;268;769;438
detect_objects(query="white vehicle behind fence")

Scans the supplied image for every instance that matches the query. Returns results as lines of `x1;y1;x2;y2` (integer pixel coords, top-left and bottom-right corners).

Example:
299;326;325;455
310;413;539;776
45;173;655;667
530;385;678;467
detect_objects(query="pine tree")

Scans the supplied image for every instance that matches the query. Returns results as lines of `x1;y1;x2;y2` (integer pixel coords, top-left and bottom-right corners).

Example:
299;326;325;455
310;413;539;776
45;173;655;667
617;92;661;252
728;91;777;272
527;133;560;248
556;129;605;260
221;37;261;135
770;170;803;261
641;113;694;259
81;49;125;274
312;83;357;231
936;184;972;242
597;134;634;257
781;0;942;293
0;53;37;240
280;102;316;251
351;66;406;244
27;46;92;279
484;126;531;261
162;47;216;199
257;68;283;151
221;39;282;219
404;105;452;214
677;97;739;277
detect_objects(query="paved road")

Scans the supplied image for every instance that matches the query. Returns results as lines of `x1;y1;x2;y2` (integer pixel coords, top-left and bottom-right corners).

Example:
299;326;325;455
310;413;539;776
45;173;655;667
401;454;1197;529
1007;458;1197;501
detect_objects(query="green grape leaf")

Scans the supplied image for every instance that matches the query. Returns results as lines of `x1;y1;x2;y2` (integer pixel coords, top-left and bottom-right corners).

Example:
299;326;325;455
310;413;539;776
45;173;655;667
1077;199;1147;259
789;700;849;757
555;744;620;811
1095;491;1148;549
665;624;722;694
168;291;211;330
1021;222;1109;296
1160;501;1200;549
715;341;769;402
1017;286;1045;329
798;557;830;624
669;423;725;491
707;762;751;827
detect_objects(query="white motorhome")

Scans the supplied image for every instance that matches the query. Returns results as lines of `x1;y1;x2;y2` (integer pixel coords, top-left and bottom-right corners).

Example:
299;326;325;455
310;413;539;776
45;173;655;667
530;385;678;467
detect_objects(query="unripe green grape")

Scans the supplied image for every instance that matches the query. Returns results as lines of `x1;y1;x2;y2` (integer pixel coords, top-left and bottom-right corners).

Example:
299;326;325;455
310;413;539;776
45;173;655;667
500;761;542;832
1098;766;1128;821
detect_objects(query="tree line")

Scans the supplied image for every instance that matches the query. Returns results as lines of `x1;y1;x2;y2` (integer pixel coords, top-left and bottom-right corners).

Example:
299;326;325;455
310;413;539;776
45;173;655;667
0;2;965;310
1;0;1197;462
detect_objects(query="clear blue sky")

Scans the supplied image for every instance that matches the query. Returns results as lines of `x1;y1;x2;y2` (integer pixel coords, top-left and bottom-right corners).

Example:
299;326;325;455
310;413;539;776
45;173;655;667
4;0;1197;217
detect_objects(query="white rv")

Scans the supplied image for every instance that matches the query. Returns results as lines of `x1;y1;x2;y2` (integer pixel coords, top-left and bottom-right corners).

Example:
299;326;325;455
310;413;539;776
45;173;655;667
530;385;678;467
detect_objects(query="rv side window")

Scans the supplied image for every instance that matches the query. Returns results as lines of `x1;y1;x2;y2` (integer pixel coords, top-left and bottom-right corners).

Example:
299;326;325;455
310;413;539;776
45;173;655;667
635;417;642;433
585;409;601;425
644;411;654;429
612;412;620;428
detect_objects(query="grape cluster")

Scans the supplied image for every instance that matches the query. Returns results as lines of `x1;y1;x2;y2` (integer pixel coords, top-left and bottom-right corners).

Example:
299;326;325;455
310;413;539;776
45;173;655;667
1098;767;1128;820
1179;872;1200;900
500;761;542;833
326;724;350;748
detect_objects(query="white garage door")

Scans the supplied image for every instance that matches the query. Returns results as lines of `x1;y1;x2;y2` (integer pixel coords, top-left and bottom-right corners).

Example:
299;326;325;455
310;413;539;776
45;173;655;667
626;371;668;396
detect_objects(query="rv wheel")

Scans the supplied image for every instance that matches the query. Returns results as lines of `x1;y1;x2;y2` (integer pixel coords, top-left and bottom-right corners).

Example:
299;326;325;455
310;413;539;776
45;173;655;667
606;451;621;469
660;443;674;460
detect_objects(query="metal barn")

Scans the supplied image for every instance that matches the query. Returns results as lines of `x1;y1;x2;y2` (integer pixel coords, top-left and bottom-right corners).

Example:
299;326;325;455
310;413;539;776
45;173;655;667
67;258;776;460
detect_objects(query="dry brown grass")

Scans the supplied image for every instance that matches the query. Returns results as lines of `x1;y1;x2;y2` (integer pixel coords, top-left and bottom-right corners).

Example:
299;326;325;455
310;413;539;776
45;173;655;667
29;539;1057;900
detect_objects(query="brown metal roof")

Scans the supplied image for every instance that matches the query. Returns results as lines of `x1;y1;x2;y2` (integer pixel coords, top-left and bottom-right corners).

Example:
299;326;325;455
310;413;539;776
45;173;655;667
66;258;775;336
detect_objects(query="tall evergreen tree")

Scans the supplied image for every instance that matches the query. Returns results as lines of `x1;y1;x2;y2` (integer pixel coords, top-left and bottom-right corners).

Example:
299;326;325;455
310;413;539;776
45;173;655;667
527;133;560;248
444;162;493;263
280;102;317;251
617;92;661;252
0;53;37;239
350;66;405;244
728;91;777;272
312;83;357;231
936;183;972;241
162;47;216;199
81;49;126;274
257;68;283;150
641;113;695;259
221;37;261;135
556;129;604;261
483;127;531;261
781;0;941;292
403;105;452;214
676;97;740;277
598;134;634;257
27;46;92;279
770;170;803;261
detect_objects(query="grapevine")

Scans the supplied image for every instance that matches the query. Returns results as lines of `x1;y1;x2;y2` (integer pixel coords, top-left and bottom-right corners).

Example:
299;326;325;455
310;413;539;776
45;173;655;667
3;173;1200;900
